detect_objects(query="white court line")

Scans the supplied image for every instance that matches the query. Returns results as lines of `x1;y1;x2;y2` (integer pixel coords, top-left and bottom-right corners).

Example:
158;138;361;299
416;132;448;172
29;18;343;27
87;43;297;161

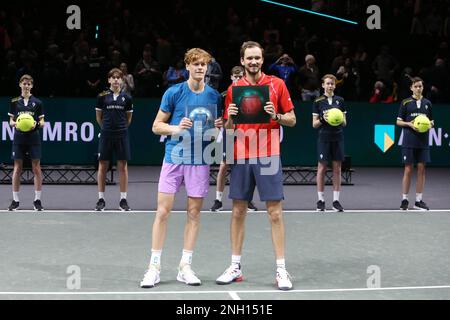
1;209;450;214
228;291;241;300
1;285;450;295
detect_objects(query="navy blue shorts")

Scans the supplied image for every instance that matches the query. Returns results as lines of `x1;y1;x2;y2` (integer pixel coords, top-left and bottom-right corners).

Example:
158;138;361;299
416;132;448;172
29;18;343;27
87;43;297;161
98;134;131;161
317;140;345;162
12;144;41;160
402;148;430;164
229;156;284;202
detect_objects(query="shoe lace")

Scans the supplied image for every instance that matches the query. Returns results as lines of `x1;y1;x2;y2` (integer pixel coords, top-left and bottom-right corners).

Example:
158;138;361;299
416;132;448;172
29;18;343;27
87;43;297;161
277;268;291;280
224;265;240;275
180;264;199;280
144;265;159;278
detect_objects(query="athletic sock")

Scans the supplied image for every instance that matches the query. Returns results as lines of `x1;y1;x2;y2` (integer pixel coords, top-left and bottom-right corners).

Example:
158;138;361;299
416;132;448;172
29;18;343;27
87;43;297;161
216;191;223;202
99;192;105;200
402;194;408;200
149;249;162;268
333;191;340;202
34;190;41;201
13;192;19;202
416;193;423;202
180;249;193;266
231;255;241;269
318;192;324;202
120;192;127;200
276;259;286;270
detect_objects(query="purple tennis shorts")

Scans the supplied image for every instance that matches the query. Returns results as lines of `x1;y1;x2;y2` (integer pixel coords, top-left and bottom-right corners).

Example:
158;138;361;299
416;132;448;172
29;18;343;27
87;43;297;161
158;162;210;198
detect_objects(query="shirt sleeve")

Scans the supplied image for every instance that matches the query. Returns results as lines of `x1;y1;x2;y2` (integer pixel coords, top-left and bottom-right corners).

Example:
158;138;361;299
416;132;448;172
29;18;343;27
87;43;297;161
160;87;174;114
427;101;433;121
126;96;134;112
339;98;347;113
95;95;104;112
397;101;407;120
37;100;45;118
312;100;319;116
8;100;16;118
277;80;294;114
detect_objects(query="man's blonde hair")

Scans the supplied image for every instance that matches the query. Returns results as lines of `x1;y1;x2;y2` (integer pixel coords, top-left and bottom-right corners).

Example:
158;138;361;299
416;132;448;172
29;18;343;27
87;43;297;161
19;74;34;84
184;48;212;65
321;74;337;83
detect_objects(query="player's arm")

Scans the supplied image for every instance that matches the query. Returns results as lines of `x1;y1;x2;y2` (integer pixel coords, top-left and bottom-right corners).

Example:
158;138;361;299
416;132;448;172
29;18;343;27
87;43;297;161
396;118;417;130
152;109;192;136
36;101;45;129
224;103;237;129
96;110;103;128
36;116;45;129
340;100;347;127
312;99;324;128
342;112;347;127
126;111;133;126
312;114;322;128
8;100;16;127
126;98;133;126
9;115;16;128
274;108;296;127
223;86;236;130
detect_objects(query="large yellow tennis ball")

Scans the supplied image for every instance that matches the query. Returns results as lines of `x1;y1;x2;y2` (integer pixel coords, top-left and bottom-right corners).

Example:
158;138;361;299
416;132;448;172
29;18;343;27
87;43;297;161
16;114;36;132
414;115;431;133
326;108;344;126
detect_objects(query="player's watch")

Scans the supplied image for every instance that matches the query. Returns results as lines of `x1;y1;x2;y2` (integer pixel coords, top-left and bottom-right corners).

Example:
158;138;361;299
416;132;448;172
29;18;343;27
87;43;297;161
273;113;281;122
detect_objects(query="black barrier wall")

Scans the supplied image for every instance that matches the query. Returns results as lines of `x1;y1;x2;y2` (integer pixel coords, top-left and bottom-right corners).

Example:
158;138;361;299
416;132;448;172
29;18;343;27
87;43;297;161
1;98;449;166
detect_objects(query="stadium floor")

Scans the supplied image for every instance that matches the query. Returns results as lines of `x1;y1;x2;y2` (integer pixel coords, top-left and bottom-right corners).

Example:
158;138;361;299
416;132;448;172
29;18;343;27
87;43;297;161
1;166;449;300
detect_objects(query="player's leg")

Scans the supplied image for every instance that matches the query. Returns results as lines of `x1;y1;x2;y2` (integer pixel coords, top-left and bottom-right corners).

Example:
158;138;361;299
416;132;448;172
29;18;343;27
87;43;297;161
257;156;292;290
117;134;131;211
96;134;111;210
117;160;130;211
331;160;344;212
177;164;210;285
216;162;253;285
96;160;109;211
331;140;345;211
211;161;228;212
9;150;23;210
31;158;43;211
141;191;175;288
176;196;204;286
414;160;429;210
401;148;414;210
152;192;176;250
316;141;328;211
316;161;327;211
266;200;285;259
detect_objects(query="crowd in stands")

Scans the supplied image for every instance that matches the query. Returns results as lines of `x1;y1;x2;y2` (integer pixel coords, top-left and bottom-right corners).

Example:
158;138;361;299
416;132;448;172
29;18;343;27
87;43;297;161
0;0;449;102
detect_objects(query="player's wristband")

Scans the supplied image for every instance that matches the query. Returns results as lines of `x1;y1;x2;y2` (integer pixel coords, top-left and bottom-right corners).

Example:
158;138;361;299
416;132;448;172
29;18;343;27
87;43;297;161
319;116;327;124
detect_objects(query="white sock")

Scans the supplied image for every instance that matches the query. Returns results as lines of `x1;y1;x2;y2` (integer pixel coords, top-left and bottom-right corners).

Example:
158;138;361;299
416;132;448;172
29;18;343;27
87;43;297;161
99;192;105;200
150;249;162;268
120;192;127;200
318;192;324;202
13;192;19;202
416;193;423;202
180;249;193;266
402;194;409;200
276;259;286;270
231;255;241;268
34;191;41;201
216;191;223;202
333;191;340;202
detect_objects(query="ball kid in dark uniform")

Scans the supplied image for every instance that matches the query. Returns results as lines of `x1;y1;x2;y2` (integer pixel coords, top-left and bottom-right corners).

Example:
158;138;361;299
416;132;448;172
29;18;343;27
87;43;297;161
312;74;347;212
95;68;133;211
396;77;433;211
7;74;45;211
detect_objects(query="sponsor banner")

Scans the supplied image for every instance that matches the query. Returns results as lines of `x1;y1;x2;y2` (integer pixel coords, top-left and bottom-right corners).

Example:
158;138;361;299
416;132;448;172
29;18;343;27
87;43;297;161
1;98;449;166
